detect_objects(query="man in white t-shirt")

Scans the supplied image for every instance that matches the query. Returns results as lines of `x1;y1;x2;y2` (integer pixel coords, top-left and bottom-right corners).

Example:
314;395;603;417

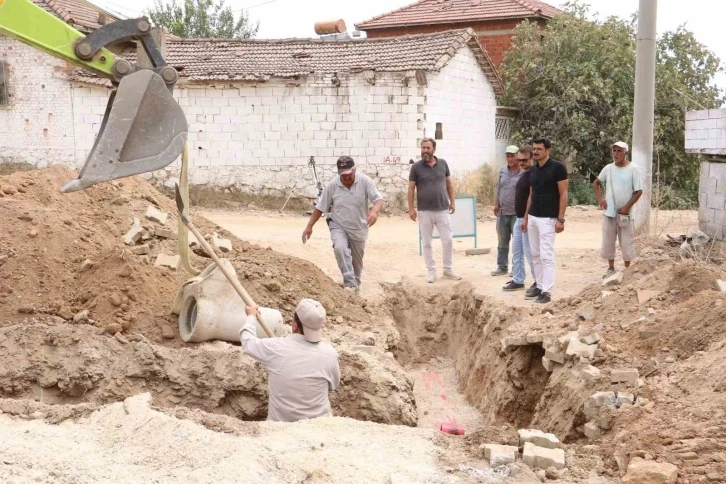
593;141;643;278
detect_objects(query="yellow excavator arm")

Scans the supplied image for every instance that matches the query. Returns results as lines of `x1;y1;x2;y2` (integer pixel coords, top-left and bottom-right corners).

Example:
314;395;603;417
0;0;187;192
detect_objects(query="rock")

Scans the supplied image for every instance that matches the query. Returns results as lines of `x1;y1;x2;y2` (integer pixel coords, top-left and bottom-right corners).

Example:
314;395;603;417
80;259;94;272
482;444;518;468
145;205;168;225
536;470;547;482
542;356;555;372
580;333;601;345
621;458;678;484
712;279;726;293
139;255;151;265
111;195;130;206
527;333;545;344
581;365;601;381
545;467;562;480
264;281;281;292
123;224;144;246
611;369;639;383
602;271;624;287
73;310;90;324
566;338;596;359
621;317;647;330
211;233;233;253
602;291;614;298
522;442;566;470
335;316;344;324
679;452;698;460
352;345;375;355
584;421;602;439
576;302;595;321
108;293;122;307
155;254;180;270
123;393;153;415
105;323;122;334
637;290;660;304
2;185;17;195
17;213;33;222
639;329;659;339
518;429;561;449
584;392;616;419
56;306;74;320
131;244;150;255
155;227;177;240
360;332;375;346
545;349;565;364
558;331;579;345
161;326;176;340
465;248;491;256
28;228;38;238
30;411;46;420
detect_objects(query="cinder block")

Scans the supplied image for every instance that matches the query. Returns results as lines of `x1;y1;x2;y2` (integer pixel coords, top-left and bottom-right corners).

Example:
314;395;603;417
518;429;561;449
611;369;639;383
544;349;565;364
482;444;518;468
521;442;565;470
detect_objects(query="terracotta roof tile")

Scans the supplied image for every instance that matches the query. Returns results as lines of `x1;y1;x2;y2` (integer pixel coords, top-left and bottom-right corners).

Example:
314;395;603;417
71;29;504;96
356;0;560;30
32;0;119;31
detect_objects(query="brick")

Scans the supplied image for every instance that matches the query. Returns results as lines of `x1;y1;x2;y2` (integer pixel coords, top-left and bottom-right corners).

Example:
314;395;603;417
123;225;144;246
131;244;150;255
145;205;169;225
615;392;635;407
576;302;595;321
526;333;544;344
557;332;579;345
542;356;554;372
579;333;601;345
586;391;616;409
566;338;596;359
611;369;639;383
584;421;602;439
715;280;726;292
581;365;601;381
545;349;565;364
602;271;624;287
518;429;560;449
522;442;565;470
481;444;518;468
154;254;180;271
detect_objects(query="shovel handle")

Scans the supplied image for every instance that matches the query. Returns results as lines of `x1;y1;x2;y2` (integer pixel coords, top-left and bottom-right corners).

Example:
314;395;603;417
183;220;275;338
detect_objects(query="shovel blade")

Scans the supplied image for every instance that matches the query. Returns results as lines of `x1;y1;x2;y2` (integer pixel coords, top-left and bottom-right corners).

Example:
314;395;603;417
61;70;188;193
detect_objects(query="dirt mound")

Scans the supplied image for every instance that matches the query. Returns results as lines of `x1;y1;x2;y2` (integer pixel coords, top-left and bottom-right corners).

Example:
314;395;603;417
0;166;369;345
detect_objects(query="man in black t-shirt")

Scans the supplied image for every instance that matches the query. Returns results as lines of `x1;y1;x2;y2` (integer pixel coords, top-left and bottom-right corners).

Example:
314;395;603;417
503;145;537;295
521;137;569;304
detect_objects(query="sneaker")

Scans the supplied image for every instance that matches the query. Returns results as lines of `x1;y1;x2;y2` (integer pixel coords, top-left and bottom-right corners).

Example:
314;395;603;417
491;268;508;276
344;285;359;294
503;281;525;291
428;271;436;283
534;292;552;304
525;284;541;300
443;271;463;281
603;267;616;279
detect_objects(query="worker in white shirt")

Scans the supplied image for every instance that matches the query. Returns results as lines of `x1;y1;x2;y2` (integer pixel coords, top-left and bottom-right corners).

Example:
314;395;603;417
240;298;340;422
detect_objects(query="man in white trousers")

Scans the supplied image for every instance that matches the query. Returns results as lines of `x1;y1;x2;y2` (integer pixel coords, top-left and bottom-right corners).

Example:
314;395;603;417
408;138;463;283
521;137;569;304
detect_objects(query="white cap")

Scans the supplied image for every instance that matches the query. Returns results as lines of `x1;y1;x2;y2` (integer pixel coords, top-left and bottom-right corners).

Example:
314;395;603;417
295;299;327;343
613;141;629;152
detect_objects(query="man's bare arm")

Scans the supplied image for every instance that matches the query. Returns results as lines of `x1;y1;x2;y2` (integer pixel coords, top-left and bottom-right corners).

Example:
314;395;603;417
557;179;569;219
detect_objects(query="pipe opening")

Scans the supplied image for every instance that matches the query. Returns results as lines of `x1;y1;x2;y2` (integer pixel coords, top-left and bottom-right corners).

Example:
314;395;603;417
183;297;197;337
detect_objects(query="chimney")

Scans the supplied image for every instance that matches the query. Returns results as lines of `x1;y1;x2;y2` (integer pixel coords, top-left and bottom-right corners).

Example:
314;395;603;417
136;27;167;69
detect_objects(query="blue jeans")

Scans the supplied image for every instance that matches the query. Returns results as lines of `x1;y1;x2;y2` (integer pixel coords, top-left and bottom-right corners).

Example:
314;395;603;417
496;214;518;271
512;217;535;285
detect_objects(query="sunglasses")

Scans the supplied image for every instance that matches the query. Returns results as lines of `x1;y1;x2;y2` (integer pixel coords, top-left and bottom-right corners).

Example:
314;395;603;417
517;158;530;163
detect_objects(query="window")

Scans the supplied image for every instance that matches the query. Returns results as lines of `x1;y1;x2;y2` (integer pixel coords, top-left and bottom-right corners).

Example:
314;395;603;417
435;122;443;140
0;62;8;106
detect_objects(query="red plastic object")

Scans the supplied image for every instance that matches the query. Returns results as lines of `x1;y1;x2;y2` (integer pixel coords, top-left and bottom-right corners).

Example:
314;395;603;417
437;422;465;435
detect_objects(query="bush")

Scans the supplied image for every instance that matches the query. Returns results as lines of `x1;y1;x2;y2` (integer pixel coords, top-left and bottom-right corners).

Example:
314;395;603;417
568;176;597;206
451;165;499;206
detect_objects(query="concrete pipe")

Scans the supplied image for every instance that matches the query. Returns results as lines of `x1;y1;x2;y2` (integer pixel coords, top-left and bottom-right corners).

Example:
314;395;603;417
176;258;284;343
314;19;346;35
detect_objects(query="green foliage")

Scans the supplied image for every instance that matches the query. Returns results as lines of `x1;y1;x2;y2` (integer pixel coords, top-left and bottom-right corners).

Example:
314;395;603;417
500;1;724;191
146;0;259;39
568;176;598;206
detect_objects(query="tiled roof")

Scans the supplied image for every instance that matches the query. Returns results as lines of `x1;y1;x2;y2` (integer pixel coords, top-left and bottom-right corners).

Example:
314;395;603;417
356;0;560;30
71;29;504;95
31;0;119;31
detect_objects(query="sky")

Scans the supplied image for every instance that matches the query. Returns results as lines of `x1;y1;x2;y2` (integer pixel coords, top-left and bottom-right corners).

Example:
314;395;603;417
94;0;726;90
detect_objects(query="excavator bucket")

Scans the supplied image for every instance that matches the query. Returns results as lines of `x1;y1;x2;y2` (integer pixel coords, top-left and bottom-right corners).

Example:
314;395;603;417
61;69;188;193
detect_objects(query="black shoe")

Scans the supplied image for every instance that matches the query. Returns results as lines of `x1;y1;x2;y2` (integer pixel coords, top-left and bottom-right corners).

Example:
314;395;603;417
503;281;525;291
525;285;541;300
534;292;552;304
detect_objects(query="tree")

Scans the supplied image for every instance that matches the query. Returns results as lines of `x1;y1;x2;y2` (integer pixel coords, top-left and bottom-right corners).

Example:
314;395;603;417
146;0;259;39
500;1;723;200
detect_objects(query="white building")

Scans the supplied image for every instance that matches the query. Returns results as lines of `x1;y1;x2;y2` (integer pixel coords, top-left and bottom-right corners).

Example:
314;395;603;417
1;0;504;206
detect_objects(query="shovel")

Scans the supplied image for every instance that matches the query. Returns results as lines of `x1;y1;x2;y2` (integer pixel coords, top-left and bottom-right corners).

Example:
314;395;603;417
174;184;275;338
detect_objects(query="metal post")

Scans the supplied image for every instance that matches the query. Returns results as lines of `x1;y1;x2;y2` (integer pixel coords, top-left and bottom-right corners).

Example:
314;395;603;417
631;0;658;233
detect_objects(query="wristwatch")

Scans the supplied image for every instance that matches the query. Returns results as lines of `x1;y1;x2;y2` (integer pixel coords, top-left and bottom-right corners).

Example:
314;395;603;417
556;218;565;223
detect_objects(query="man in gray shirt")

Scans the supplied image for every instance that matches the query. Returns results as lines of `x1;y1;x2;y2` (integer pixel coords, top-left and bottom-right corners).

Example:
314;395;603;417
302;156;384;293
492;145;523;276
408;138;463;283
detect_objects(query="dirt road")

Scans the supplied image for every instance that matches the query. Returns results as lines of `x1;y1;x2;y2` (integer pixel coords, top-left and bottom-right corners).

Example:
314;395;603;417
202;207;698;305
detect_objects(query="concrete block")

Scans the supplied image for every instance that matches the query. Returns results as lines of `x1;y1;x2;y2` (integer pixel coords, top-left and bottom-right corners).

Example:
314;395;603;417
131;244;150;255
544;349;565;364
584;421;602;439
637;290;660;304
518;429;560;449
621;458;678;484
581;365;601;381
211;233;233;253
586;391;616;409
542;356;554;372
611;369;639;383
123;224;144;246
576;302;595;321
465;248;491;256
602;271;624;287
579;333;601;345
482;444;518;468
566;338;596;359
155;228;177;240
521;442;565;470
155;254;181;270
145;205;168;225
616;392;635;407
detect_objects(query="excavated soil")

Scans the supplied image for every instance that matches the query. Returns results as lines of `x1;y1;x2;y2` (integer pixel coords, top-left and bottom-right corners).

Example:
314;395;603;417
385;251;726;483
0;166;415;426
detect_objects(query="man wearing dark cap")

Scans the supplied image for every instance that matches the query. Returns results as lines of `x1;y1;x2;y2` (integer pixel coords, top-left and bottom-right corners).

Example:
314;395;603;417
241;298;340;422
302;156;384;294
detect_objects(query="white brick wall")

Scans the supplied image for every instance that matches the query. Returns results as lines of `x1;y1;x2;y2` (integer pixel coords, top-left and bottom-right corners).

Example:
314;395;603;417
685;108;726;153
1;35;498;207
423;48;497;174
